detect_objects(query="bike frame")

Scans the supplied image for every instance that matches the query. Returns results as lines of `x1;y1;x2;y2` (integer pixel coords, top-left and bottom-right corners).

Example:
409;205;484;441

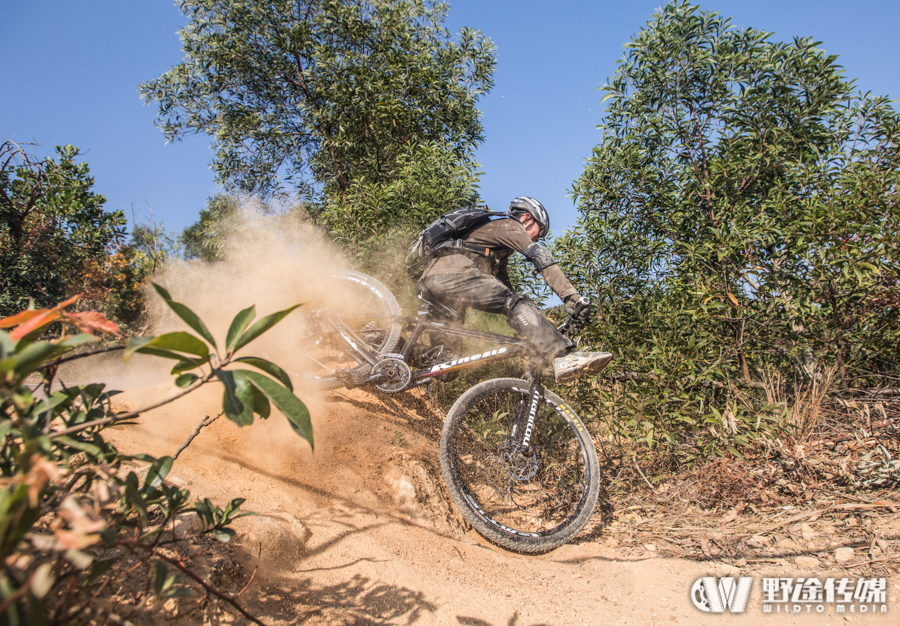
320;312;554;450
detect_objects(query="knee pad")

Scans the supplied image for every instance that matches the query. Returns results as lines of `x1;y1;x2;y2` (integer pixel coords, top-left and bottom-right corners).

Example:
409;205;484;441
507;299;575;360
506;298;543;335
503;293;529;319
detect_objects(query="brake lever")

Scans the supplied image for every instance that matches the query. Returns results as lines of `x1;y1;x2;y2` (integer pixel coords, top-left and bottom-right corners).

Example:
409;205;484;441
557;315;586;340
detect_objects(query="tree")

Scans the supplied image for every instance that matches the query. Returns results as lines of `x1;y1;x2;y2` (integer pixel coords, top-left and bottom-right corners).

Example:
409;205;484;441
570;1;899;387
0;142;127;317
323;138;484;280
557;1;899;459
180;193;239;262
139;0;495;208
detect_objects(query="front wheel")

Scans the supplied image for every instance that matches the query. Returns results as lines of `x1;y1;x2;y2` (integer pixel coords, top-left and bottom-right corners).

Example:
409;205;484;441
440;378;600;553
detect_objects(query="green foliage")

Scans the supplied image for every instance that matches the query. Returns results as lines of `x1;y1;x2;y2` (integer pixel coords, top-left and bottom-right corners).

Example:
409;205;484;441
128;221;178;275
325;140;484;285
180;194;240;262
564;1;899;459
0;142;126;318
140;0;495;206
0;291;309;622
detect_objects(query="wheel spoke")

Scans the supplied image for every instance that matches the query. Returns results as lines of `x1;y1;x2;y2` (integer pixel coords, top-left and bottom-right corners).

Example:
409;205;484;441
442;381;598;547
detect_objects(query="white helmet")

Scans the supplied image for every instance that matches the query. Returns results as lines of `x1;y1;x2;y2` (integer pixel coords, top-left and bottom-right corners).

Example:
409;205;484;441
508;196;549;238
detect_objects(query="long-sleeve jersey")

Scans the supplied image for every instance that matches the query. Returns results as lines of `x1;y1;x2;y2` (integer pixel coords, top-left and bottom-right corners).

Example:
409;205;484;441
419;217;578;301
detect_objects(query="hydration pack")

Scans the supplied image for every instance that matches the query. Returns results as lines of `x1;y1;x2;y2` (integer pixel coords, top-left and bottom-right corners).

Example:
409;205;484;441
406;206;506;278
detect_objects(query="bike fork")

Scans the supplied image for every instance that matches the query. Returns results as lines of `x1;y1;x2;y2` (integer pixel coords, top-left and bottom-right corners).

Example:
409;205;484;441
510;364;545;450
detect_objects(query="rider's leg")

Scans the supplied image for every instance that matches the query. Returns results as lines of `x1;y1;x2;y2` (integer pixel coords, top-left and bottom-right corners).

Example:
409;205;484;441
420;271;612;383
504;296;612;381
420;270;572;361
416;276;468;362
504;295;573;361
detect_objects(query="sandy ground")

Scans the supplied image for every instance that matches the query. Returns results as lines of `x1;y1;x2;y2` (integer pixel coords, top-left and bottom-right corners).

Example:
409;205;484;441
95;375;898;626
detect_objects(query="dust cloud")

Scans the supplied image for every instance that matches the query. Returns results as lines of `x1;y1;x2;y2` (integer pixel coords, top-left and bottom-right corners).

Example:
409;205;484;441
65;208;382;474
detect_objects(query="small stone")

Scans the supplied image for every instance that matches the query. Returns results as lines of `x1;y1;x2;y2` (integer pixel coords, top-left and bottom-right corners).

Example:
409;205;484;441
735;558;747;567
800;523;816;542
795;556;821;569
643;544;657;552
605;537;619;548
835;547;855;563
777;537;798;550
877;539;889;551
172;512;203;538
164;598;178;615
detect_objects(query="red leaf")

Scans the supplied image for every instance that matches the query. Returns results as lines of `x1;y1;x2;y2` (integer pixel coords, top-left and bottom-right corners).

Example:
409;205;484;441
4;295;81;341
8;310;64;341
0;309;47;329
65;311;123;337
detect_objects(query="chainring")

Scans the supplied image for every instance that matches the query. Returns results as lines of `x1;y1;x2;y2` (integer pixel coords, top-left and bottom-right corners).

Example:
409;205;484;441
372;355;412;393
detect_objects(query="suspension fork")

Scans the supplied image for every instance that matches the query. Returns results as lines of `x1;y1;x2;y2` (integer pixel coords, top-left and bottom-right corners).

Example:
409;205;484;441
510;362;546;450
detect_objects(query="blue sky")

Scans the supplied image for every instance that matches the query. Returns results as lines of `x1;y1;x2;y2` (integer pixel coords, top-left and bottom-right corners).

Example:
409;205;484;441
2;1;898;239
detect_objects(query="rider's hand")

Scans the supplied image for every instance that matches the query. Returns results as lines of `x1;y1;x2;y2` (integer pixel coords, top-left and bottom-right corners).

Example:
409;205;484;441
565;293;591;322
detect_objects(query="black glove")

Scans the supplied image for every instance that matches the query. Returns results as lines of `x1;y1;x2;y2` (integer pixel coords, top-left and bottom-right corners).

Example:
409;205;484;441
564;293;591;322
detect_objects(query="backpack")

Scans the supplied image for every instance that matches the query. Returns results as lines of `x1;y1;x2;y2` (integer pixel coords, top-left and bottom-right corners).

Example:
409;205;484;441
406;206;507;278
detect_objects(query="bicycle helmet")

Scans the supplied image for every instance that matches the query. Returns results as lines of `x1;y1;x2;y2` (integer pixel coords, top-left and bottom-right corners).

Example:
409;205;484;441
508;196;550;239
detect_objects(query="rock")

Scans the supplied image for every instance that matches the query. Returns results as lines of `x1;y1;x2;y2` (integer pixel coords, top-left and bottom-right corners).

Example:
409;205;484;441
795;556;821;569
172;512;203;538
747;534;770;547
643;543;657;552
834;547;855;563
237;512;311;569
801;523;816;542
390;474;418;511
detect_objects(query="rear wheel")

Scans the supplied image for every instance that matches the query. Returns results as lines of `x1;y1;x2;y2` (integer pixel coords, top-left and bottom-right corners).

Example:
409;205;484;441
440;378;600;553
297;270;402;388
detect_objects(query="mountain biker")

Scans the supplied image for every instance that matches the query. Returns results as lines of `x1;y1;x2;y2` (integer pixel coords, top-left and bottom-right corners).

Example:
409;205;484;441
416;196;612;382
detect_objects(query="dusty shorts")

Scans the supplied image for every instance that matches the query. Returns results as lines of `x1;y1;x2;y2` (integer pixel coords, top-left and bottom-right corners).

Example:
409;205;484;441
417;269;572;360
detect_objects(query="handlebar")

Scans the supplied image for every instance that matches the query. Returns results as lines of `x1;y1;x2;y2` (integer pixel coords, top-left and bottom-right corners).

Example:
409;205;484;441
557;315;586;339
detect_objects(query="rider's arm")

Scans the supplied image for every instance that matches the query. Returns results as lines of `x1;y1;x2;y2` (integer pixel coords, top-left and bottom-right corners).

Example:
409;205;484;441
467;219;579;299
541;264;578;301
491;220;578;300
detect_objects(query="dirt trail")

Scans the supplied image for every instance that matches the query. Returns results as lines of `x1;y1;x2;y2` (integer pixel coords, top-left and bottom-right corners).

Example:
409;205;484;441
97;376;897;626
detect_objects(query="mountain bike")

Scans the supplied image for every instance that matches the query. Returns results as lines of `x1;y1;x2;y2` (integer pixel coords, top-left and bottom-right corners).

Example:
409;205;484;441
298;270;602;554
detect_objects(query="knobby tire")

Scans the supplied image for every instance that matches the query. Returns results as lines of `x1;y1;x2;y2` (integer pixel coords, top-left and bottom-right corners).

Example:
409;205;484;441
440;378;600;553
